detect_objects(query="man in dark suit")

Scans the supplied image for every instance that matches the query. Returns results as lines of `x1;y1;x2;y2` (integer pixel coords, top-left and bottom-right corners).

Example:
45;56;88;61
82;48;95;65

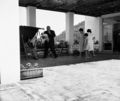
43;26;57;58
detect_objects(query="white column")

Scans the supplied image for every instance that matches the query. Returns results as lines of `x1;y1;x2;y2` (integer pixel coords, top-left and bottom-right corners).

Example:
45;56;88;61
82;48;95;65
85;16;103;51
98;17;103;51
27;6;36;27
66;12;74;53
0;0;20;84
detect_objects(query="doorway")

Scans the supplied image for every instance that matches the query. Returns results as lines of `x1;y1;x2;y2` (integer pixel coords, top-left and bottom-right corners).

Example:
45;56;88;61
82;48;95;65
103;15;120;52
113;23;120;52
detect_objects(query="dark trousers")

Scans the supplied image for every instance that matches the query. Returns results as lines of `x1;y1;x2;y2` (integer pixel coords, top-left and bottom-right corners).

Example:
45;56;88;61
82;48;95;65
43;41;57;58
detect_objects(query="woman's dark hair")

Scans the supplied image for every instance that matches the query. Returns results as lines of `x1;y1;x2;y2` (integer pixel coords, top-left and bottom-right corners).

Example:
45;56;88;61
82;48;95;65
79;28;83;32
87;29;92;33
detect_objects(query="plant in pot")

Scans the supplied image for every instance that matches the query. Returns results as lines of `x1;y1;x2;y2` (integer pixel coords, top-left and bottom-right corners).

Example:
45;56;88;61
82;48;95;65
20;62;43;80
94;40;99;52
72;40;80;56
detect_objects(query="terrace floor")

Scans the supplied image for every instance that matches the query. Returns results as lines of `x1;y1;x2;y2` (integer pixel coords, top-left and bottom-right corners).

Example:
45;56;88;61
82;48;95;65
1;59;120;101
21;52;120;68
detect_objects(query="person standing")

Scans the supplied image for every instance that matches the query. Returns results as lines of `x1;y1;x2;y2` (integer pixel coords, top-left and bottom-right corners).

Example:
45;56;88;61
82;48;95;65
83;33;89;58
87;29;96;57
78;28;84;56
43;26;57;58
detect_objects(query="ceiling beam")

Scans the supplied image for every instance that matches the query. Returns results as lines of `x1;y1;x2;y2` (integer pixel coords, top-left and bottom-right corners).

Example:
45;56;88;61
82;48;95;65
102;12;120;18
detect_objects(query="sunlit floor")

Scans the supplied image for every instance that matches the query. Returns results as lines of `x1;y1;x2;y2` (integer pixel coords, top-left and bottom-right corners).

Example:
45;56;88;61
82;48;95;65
1;59;120;101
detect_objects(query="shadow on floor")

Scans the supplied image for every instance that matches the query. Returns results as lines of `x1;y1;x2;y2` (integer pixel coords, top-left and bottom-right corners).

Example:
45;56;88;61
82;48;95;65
21;52;120;68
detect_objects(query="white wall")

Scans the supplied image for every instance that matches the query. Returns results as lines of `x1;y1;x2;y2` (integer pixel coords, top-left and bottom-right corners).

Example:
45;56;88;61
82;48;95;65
85;16;103;51
0;0;20;84
85;16;99;40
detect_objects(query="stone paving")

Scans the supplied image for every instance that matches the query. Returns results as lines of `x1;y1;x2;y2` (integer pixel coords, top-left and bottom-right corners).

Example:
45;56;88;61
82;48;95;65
1;59;120;101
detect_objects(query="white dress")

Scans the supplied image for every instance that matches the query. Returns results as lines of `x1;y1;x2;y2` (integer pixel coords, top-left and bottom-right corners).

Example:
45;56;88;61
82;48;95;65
87;34;94;51
83;37;88;51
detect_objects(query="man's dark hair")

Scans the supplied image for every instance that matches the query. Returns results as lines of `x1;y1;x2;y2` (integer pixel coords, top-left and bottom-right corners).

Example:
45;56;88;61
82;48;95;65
79;28;83;32
87;29;92;33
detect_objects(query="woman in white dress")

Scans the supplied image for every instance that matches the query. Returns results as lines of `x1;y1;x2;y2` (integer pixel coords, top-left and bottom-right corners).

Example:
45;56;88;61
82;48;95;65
87;29;95;57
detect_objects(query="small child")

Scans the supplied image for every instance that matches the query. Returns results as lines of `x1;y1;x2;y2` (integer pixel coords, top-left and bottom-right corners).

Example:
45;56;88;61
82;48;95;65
83;33;90;58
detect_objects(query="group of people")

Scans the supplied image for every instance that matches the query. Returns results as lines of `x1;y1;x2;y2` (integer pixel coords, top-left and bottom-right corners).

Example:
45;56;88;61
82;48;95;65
41;27;96;59
78;28;96;58
28;25;96;59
